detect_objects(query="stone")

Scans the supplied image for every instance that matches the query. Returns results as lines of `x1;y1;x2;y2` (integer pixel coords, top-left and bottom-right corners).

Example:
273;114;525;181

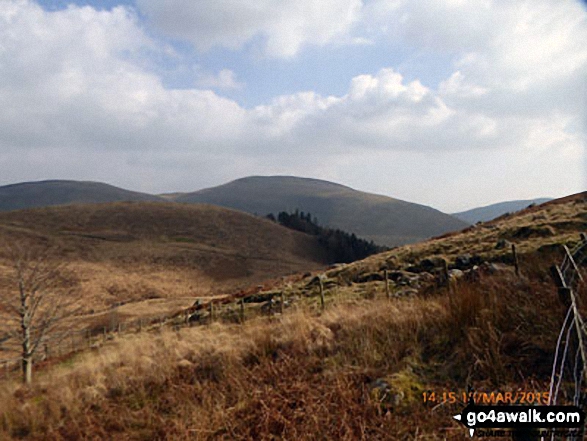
495;239;511;250
368;378;405;409
355;272;385;283
394;288;418;298
454;254;482;270
449;269;464;280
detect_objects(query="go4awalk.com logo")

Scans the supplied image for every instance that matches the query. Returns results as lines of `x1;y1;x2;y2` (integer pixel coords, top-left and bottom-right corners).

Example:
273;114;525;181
453;402;585;438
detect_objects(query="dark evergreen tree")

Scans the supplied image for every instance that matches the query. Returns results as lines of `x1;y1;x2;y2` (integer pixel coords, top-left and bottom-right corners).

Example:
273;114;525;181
268;210;387;263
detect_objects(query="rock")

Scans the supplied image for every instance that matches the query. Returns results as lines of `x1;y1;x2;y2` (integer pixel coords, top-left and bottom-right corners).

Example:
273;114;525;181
449;269;464;280
306;275;338;289
454;254;482;270
384;256;400;270
368;379;404;409
455;254;471;269
419;257;446;272
417;272;435;284
479;262;511;274
394;288;418;298
387;271;403;282
187;312;202;323
495;239;511;250
405;257;447;274
355;272;385;283
404;265;421;274
244;292;276;303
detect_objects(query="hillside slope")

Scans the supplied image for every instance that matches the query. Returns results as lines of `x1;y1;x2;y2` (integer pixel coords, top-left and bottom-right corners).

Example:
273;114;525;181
1;193;585;440
0;202;328;312
452;197;552;223
0;180;162;211
174;176;469;246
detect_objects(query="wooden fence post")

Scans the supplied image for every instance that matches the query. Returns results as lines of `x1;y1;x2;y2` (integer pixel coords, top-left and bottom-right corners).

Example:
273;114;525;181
280;291;284;314
442;259;450;288
209;302;214;324
512;243;520;277
239;297;245;323
384;269;390;299
319;276;325;311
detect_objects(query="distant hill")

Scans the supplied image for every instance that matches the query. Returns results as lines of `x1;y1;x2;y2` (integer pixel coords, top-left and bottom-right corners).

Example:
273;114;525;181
0;202;328;311
452;198;552;224
0;177;469;247
173;176;469;247
0;180;162;211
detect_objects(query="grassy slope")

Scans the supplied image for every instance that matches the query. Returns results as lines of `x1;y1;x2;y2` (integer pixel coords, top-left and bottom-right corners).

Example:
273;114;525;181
0;180;163;212
0;193;585;440
175;176;469;247
0;202;328;314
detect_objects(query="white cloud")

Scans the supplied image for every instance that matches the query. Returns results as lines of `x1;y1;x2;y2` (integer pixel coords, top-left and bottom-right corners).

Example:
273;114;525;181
0;0;585;211
135;0;363;58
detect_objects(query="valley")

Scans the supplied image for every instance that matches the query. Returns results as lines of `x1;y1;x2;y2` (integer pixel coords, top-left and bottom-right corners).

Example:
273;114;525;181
0;190;584;439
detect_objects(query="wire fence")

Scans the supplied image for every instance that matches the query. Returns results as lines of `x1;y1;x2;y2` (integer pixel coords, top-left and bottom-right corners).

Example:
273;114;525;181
0;314;174;380
547;233;587;441
0;266;377;381
0;237;537;382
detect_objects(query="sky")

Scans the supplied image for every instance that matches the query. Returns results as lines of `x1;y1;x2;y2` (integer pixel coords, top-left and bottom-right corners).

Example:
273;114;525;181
0;0;586;212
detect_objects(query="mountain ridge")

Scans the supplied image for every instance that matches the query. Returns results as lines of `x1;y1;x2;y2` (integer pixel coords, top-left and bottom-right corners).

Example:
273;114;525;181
452;198;552;224
0;180;162;212
0;176;468;247
174;176;468;246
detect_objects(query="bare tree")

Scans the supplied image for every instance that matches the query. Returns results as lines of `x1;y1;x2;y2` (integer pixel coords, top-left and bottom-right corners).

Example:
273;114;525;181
0;240;80;384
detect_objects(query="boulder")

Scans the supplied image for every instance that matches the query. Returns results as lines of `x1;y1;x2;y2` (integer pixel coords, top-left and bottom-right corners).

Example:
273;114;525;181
394;288;418;298
449;269;465;280
454;254;482;270
495;239;511;250
405;256;446;274
244;292;276;304
369;378;403;409
355;272;385;283
187;312;202;323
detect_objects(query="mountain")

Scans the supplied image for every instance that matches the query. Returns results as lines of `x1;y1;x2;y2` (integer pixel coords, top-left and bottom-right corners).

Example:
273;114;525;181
0;180;162;211
452;198;552;224
0;202;328;312
0;177;469;247
173;176;469;247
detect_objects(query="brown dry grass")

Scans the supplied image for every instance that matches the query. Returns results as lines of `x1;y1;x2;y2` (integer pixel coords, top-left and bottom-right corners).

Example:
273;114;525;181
331;195;587;280
0;202;328;321
0;195;583;439
0;255;564;440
